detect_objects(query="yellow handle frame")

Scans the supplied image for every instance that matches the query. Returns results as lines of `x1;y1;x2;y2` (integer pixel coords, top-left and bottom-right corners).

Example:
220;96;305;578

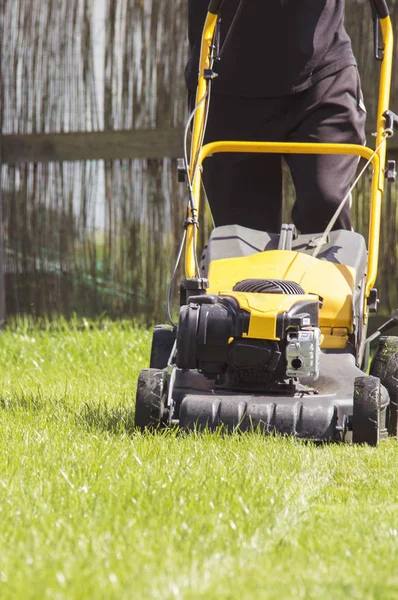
186;13;394;303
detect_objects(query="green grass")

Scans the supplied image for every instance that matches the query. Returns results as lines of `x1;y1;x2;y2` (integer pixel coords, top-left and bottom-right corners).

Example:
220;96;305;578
0;319;397;599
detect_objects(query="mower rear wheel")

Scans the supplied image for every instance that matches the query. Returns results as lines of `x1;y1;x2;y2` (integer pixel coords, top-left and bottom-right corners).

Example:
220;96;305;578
370;336;398;437
135;369;168;431
149;325;176;369
352;375;388;446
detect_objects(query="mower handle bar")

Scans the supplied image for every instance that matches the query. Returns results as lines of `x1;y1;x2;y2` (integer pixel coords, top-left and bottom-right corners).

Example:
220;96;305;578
208;0;225;14
371;0;390;18
208;0;389;18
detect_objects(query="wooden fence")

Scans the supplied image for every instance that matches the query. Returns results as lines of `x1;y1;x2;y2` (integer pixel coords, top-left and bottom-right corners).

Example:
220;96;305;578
1;0;398;323
1;129;185;164
2;127;398;166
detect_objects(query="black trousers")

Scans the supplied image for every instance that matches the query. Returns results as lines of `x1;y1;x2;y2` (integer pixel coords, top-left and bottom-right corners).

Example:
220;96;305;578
200;66;367;234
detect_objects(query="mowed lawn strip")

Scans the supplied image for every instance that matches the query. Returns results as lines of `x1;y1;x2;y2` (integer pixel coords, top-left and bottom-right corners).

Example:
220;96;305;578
0;319;397;599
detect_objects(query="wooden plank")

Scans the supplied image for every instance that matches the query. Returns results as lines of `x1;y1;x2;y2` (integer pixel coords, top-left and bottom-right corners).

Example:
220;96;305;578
1;127;398;165
1;128;185;164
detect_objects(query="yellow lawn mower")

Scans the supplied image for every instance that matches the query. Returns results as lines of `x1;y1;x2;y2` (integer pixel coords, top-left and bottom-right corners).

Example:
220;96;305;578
135;0;398;445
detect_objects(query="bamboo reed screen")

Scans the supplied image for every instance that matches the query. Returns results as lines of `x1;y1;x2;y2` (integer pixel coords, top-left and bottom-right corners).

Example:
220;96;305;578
0;0;397;321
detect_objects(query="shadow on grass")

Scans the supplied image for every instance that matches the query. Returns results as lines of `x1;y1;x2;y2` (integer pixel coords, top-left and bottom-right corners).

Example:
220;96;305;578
0;391;156;438
76;401;137;436
0;392;45;413
0;391;137;438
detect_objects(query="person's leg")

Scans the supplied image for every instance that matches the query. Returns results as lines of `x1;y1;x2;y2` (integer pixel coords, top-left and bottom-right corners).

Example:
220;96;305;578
284;66;367;234
201;93;283;232
202;152;283;231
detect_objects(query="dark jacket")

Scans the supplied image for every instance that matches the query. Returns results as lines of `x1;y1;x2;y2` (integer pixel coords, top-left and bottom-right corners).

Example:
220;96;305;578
185;0;356;97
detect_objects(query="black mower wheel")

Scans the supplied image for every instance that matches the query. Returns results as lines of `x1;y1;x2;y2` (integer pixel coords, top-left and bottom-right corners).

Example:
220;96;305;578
370;336;398;437
149;325;176;369
135;369;168;431
352;375;389;446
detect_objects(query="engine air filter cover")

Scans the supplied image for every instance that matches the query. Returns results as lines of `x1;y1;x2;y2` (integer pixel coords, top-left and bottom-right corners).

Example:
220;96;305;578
233;279;305;295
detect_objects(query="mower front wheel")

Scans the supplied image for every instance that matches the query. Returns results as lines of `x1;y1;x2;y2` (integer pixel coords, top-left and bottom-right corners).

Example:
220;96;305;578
352;375;389;446
135;369;168;431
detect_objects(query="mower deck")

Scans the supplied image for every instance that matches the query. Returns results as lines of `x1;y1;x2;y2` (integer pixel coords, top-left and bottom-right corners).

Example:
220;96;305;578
172;352;364;441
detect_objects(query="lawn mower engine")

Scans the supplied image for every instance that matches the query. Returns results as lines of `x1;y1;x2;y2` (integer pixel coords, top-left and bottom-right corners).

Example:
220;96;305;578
176;279;321;392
